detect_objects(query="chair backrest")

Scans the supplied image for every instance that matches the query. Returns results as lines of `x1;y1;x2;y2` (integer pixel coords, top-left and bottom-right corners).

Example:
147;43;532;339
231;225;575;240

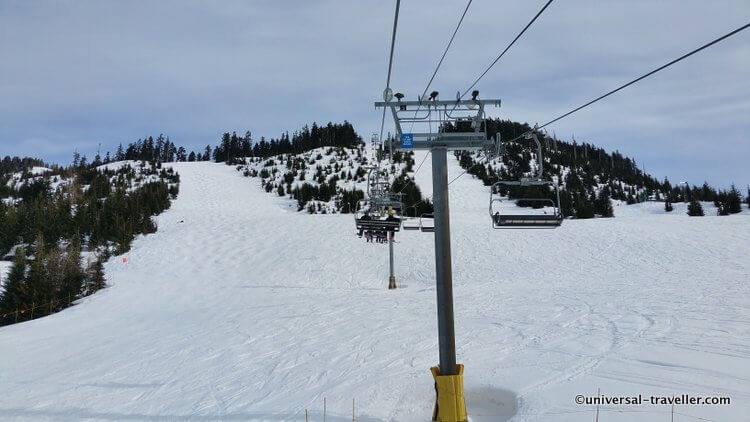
420;213;435;232
489;181;562;229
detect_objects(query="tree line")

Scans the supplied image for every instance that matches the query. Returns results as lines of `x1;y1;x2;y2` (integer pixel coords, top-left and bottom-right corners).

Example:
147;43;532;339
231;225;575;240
215;121;361;163
1;152;179;326
453;119;748;219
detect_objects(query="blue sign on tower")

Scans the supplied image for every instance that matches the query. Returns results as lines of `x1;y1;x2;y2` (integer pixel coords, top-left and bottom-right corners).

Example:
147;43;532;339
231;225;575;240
400;133;414;149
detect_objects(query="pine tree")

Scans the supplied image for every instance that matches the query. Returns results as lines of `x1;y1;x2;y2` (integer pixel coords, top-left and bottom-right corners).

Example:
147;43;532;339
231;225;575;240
687;199;704;216
176;147;187;162
725;184;742;214
594;189;614;218
85;258;106;294
664;199;673;212
574;193;595;219
26;234;51;316
115;143;125;161
59;242;84;306
0;247;28;323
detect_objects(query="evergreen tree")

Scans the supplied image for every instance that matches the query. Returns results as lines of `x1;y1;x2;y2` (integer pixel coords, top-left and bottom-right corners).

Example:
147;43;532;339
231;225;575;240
59;242;84;306
85;258;107;294
26;233;50;315
574;193;595;219
594;189;614;217
664;200;673;212
725;184;743;214
687;199;704;216
176;147;187;162
115;143;125;161
717;202;729;216
0;247;28;323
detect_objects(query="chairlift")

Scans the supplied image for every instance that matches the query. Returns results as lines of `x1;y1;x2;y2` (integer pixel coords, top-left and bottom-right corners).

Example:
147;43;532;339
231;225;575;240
489;130;563;229
401;205;434;233
419;213;435;232
489;180;562;228
354;200;402;236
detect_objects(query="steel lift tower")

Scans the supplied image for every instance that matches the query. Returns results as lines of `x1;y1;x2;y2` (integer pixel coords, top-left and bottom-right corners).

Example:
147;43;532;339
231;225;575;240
376;90;500;422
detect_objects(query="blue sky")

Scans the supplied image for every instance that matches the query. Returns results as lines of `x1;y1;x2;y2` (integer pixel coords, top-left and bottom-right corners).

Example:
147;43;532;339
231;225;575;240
1;0;748;187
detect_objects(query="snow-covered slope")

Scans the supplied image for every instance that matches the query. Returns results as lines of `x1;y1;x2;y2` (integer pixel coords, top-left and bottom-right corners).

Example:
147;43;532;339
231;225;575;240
0;159;748;421
236;146;413;214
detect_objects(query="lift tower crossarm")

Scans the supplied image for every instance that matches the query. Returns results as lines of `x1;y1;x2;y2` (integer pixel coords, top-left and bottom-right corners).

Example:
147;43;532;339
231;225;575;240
374;98;501;152
374;99;501;108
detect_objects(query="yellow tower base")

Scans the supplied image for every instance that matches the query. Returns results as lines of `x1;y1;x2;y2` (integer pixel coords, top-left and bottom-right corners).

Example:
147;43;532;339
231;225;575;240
431;364;467;422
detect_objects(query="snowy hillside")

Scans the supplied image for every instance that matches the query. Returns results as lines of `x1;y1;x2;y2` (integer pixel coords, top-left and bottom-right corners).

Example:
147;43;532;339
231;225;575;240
236;146;416;214
0;157;748;421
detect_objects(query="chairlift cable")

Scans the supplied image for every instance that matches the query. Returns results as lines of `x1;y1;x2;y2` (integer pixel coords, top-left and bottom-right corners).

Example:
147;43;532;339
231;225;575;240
459;0;555;102
378;0;402;166
506;21;750;144
394;150;431;195
447;20;750;189
400;155;488;211
408;0;474;133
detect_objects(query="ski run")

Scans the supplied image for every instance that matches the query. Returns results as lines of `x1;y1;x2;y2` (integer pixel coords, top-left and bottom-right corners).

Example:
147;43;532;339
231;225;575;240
1;153;749;422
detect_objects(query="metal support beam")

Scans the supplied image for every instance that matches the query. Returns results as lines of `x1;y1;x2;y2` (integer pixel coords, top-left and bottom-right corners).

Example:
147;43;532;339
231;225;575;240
431;147;457;375
388;232;397;289
375;99;501;108
392;133;493;151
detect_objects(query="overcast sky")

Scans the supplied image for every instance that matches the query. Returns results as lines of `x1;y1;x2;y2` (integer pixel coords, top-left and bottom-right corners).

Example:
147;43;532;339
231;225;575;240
1;0;748;187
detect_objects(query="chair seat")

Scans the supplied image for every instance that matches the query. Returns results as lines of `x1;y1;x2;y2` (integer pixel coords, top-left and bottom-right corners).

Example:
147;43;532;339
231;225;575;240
493;214;562;227
356;219;401;231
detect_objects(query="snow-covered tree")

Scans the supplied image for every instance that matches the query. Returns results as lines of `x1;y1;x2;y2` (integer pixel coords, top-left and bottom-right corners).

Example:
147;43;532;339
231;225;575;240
687;199;704;216
0;247;28;323
664;200;673;212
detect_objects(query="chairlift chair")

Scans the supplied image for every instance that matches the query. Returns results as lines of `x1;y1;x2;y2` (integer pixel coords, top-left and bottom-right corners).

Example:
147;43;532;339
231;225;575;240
401;206;434;232
489;180;562;228
419;213;435;232
489;130;563;229
354;200;402;234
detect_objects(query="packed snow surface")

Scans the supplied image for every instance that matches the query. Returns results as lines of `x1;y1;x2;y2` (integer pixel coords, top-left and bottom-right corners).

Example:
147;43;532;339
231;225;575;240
1;157;748;421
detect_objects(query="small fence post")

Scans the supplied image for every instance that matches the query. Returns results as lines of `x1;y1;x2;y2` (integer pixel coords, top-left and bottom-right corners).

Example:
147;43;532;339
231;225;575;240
323;397;326;422
671;403;675;422
352;398;355;422
30;302;34;319
305;409;308;422
15;308;18;323
595;387;600;422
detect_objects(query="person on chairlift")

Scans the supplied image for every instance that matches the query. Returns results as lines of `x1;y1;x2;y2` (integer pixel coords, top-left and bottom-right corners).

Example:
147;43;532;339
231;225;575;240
385;207;399;235
358;211;372;237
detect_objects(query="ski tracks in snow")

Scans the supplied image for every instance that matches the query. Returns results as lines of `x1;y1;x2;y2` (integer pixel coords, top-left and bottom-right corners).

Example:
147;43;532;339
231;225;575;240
0;162;748;421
